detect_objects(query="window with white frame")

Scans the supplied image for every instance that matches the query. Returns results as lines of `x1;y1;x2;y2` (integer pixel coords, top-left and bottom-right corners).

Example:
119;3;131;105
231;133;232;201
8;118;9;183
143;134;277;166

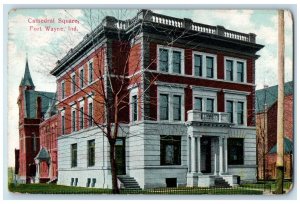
159;94;169;120
79;106;84;129
80;68;84;88
192;87;218;113
72;109;76;132
193;52;217;79
88;61;94;83
158;45;184;74
72;74;76;94
88;102;93;127
61;81;65;99
224;57;247;83
157;84;185;122
129;87;139;122
132;95;138;121
194;97;203;111
173;95;182;121
225;93;247;126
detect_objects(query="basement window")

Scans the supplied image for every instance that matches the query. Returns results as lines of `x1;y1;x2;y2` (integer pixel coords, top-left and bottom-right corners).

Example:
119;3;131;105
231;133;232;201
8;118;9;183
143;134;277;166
166;178;177;187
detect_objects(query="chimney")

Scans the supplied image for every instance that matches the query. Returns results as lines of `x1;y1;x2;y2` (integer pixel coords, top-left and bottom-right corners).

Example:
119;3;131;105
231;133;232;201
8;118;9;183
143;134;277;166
36;97;42;119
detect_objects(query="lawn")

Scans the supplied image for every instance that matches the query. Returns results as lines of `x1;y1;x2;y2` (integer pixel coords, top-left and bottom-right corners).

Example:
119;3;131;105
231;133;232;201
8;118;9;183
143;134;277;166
8;183;264;195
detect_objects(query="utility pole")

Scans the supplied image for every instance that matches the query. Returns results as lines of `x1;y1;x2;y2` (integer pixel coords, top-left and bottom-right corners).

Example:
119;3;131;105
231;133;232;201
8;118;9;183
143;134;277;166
275;9;285;194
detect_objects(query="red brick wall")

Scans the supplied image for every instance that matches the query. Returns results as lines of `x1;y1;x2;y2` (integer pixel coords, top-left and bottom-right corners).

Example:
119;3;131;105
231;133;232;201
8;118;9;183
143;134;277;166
39;115;58;180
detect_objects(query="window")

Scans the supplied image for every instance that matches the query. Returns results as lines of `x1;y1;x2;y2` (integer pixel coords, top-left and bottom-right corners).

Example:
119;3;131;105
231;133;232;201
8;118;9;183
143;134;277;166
159;49;169;72
237;102;244;125
172;51;181;74
80;69;84;88
71;143;77;167
158;46;184;74
80;107;84;129
226;60;233;81
206;98;214;113
194;97;202;111
160;136;181;165
61;81;65;99
88;139;95;167
228;138;244;165
226;100;233;123
224;58;246;83
88;102;93;127
173;95;181;121
237;62;244;82
160;94;169;120
206;56;214;78
89;62;94;83
194;54;202;76
72;75;76;93
61;115;65;135
72;110;76;132
132;95;138;121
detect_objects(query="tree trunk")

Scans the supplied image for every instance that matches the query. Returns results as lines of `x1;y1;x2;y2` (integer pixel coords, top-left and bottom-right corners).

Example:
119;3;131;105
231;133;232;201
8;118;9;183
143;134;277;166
109;140;120;194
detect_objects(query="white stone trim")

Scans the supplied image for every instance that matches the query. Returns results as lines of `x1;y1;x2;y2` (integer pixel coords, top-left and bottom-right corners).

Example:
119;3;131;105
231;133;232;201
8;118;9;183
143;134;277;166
88;58;94;84
157;86;185;122
157;45;185;75
79;66;85;88
155;81;188;89
192;51;217;79
224;56;247;83
223;89;251;96
224;93;247;126
191;85;221;92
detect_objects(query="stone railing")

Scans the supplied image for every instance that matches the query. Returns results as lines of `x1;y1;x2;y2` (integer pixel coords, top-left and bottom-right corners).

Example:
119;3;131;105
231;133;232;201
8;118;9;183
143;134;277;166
101;9;256;43
187;110;229;123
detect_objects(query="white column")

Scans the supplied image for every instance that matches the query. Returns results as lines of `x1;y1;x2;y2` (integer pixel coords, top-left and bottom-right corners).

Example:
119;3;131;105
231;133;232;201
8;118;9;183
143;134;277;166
191;136;196;173
224;137;228;174
214;153;217;175
197;136;202;174
35;161;40;183
187;136;190;173
219;137;224;175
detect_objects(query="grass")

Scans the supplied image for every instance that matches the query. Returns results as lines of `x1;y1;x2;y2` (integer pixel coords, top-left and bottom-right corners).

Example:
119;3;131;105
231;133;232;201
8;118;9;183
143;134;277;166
8;183;263;195
240;180;293;192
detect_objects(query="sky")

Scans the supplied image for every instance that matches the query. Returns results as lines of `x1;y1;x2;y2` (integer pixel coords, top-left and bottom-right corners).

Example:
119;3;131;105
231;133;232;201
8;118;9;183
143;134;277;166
7;9;293;166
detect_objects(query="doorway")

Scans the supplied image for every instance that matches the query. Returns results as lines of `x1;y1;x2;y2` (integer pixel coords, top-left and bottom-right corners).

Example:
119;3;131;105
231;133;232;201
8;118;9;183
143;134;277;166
115;138;126;175
201;137;211;173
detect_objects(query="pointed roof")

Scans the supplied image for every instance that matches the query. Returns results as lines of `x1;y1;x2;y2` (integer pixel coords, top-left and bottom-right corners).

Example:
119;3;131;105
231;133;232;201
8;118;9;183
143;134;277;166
20;55;35;88
255;81;294;113
269;137;293;154
34;147;51;162
44;94;57;119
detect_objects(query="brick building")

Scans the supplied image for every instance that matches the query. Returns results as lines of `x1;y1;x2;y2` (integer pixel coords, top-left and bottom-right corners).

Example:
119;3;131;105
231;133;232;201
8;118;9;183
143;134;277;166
16;57;58;183
49;10;263;189
256;81;294;180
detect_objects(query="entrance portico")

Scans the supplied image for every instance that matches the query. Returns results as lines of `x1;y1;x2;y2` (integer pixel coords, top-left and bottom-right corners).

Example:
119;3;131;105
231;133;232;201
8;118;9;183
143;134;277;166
186;110;233;187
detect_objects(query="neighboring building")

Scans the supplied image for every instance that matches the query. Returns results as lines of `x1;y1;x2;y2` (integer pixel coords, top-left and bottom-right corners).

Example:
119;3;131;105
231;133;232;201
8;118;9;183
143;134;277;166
256;81;294;180
50;10;263;189
17;57;57;183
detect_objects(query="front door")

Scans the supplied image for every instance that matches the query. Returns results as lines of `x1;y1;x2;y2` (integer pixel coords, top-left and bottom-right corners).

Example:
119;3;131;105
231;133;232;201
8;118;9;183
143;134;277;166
201;137;211;173
115;138;126;175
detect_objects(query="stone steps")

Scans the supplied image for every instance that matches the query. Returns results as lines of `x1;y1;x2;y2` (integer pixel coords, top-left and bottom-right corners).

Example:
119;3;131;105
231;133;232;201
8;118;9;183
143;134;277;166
214;177;231;188
117;175;142;190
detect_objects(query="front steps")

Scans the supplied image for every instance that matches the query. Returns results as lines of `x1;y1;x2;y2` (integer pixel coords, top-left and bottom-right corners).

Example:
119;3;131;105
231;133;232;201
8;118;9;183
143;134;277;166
214;176;231;188
117;175;141;190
